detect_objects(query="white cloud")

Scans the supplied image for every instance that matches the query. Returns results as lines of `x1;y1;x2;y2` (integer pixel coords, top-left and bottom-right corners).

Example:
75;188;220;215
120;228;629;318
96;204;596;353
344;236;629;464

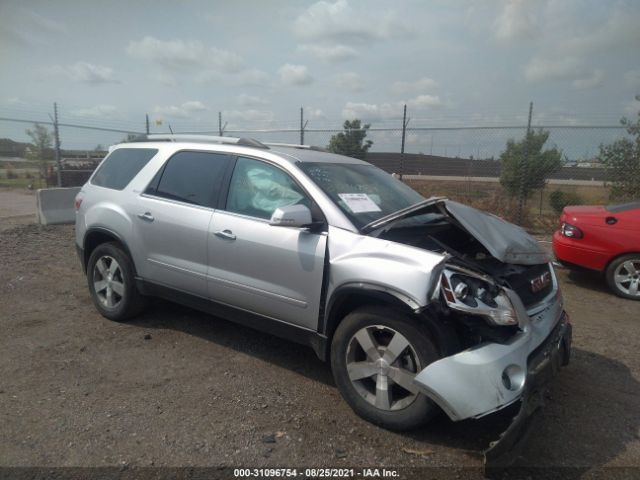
624;69;640;88
307;108;326;120
623;98;640;117
572;69;604;90
334;72;365;92
523;56;582;83
154;101;207;118
70;105;118;118
127;36;244;73
278;64;313;86
195;68;271;87
225;109;275;123
563;6;640;56
391;77;437;94
47;62;118;84
236;69;271;86
292;0;413;44
0;8;67;48
298;44;358;62
342;94;442;120
494;0;536;41
5;97;26;105
407;94;442;109
237;94;269;107
342;101;403;121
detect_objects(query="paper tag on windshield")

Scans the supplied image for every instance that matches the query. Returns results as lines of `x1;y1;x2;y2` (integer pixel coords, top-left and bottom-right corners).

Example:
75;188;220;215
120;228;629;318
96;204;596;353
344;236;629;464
338;193;382;213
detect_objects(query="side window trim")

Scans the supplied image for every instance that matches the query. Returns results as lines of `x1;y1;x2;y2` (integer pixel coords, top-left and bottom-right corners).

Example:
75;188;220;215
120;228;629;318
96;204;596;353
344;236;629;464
217;155;239;210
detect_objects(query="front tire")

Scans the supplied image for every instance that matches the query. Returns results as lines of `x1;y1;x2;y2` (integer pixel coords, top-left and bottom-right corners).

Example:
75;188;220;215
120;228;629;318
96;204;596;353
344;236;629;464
330;306;440;431
606;254;640;300
87;242;146;320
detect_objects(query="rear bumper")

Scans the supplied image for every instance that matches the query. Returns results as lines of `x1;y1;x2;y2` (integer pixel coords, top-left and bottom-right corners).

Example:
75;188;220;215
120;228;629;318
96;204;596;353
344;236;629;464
552;231;607;271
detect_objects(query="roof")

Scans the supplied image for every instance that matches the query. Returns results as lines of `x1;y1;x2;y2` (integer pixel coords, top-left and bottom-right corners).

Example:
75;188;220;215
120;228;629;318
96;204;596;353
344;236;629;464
268;145;370;165
117;134;370;166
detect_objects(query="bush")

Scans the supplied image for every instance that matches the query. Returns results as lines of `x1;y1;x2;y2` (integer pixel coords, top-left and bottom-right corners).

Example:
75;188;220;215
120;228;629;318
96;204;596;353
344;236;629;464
6;164;17;179
549;190;583;213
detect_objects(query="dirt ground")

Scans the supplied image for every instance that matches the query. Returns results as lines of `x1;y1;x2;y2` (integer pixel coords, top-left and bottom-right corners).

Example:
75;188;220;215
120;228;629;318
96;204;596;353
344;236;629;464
0;220;639;479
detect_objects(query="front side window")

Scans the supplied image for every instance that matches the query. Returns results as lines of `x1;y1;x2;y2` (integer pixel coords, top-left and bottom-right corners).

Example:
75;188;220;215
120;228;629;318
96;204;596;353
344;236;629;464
91;148;157;190
298;162;424;229
226;157;309;220
150;151;232;207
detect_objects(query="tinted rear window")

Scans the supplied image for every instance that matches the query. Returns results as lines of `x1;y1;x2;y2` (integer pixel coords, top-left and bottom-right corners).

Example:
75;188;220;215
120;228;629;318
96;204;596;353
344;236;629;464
150;151;232;207
606;202;640;213
91;148;158;190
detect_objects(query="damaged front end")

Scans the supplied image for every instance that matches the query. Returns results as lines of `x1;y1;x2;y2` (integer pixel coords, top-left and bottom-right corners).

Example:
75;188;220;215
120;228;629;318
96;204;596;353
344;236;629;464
418;263;572;467
365;198;573;468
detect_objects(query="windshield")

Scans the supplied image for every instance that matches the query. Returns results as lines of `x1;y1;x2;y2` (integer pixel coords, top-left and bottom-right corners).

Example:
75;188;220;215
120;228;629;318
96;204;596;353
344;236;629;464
298;162;425;229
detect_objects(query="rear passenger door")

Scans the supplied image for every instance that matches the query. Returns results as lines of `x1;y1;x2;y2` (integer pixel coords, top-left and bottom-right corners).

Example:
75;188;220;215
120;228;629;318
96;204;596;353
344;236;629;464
134;151;233;297
207;156;327;330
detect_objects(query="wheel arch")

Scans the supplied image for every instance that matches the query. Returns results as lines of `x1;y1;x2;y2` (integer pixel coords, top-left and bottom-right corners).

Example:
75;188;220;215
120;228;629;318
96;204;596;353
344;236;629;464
321;285;458;361
83;227;137;275
605;251;640;272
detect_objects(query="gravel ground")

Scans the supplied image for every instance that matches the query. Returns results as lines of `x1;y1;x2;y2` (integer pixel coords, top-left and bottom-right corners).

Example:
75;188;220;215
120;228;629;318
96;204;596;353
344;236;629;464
0;223;639;478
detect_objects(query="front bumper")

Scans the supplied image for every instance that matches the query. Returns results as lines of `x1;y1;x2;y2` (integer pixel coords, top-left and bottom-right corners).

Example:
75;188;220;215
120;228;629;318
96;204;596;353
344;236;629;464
484;315;571;468
413;287;570;421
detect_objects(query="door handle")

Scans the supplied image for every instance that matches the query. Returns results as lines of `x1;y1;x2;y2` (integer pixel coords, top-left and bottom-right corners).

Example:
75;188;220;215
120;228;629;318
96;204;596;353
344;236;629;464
214;229;236;240
137;212;155;222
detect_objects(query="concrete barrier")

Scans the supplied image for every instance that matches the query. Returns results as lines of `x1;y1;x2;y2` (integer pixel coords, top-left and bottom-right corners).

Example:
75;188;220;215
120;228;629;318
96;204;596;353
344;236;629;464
36;187;81;225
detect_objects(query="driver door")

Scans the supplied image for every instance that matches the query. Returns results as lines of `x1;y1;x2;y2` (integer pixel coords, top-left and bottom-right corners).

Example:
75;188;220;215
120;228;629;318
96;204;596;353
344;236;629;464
207;156;327;330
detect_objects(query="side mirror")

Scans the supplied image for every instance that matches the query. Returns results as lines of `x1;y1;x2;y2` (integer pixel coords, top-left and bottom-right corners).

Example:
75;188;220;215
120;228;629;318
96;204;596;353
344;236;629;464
269;204;313;228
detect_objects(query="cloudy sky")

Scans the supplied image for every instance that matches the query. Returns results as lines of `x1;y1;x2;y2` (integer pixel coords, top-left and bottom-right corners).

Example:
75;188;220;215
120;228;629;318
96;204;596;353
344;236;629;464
1;0;639;150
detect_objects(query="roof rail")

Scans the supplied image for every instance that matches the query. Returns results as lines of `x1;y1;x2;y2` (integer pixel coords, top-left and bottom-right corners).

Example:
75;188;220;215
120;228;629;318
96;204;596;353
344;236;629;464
263;142;327;152
130;134;269;149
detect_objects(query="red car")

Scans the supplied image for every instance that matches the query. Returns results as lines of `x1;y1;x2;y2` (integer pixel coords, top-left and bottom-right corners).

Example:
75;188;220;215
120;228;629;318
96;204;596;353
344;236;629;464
553;201;640;299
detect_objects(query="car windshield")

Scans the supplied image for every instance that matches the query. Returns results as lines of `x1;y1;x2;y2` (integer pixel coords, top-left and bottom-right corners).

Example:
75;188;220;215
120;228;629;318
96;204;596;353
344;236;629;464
298;162;425;229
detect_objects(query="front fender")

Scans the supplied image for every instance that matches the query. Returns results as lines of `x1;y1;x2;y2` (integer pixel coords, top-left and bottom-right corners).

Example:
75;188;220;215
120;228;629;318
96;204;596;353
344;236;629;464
326;226;446;311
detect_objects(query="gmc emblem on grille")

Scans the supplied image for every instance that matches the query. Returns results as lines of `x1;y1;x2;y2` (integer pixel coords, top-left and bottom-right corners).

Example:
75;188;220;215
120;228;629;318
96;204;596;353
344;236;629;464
530;271;551;293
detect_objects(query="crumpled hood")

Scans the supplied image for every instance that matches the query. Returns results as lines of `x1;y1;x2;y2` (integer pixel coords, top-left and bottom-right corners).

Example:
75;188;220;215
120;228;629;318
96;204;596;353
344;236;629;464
443;200;549;265
362;197;549;265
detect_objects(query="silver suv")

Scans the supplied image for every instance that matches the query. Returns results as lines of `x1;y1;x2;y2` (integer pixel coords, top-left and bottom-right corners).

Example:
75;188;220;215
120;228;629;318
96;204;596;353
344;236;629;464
75;134;571;458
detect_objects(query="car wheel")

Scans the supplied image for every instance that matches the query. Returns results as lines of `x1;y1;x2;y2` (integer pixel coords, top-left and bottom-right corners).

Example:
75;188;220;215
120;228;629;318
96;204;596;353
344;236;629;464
606;254;640;300
330;306;440;431
87;242;146;320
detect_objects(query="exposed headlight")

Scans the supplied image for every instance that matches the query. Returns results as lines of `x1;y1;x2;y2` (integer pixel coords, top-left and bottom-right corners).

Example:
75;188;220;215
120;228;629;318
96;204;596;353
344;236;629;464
440;268;519;326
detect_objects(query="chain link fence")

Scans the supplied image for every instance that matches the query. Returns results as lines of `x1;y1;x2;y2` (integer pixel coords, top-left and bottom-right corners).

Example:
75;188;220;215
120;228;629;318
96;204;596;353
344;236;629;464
1;111;637;231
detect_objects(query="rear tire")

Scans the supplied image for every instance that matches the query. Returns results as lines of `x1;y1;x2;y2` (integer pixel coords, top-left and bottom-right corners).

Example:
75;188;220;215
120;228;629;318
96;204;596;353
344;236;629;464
330;306;441;431
87;242;146;320
605;254;640;300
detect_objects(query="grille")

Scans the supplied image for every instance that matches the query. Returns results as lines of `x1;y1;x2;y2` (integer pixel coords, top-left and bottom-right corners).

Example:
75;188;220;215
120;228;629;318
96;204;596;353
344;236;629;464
505;263;554;308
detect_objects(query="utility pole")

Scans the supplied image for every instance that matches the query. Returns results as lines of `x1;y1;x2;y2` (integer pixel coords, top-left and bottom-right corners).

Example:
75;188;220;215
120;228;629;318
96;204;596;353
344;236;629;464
400;104;410;180
145;114;150;135
300;107;308;145
51;102;62;187
517;101;534;225
218;112;227;136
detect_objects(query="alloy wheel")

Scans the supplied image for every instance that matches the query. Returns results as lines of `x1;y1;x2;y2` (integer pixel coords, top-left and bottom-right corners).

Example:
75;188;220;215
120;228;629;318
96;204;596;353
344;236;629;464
93;255;125;308
345;325;422;411
614;260;640;297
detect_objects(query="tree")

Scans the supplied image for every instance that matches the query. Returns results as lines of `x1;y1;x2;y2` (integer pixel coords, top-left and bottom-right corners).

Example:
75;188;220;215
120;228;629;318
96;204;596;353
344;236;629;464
599;96;640;201
499;129;563;200
327;119;373;159
25;123;54;182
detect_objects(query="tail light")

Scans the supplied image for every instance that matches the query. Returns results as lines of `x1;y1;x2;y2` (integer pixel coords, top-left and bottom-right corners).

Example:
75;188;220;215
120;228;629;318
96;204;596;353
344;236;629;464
561;222;583;239
74;196;83;211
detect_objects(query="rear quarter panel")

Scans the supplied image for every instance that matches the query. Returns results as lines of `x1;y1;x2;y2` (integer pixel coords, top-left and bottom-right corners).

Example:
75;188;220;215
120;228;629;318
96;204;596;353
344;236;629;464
555;208;640;271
